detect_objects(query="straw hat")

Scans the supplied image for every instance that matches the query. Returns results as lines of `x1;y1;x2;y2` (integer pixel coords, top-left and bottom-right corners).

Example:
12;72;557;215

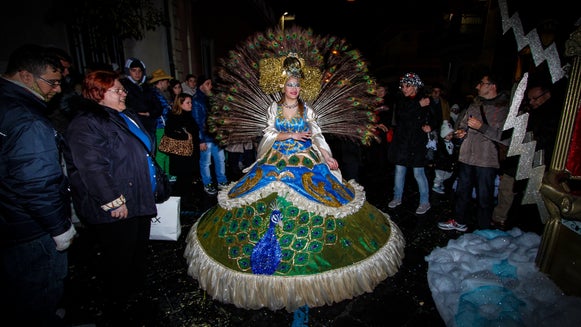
149;69;173;84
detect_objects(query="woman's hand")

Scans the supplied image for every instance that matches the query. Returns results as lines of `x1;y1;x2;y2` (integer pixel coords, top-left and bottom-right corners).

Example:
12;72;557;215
326;157;339;170
290;132;311;141
321;149;339;170
110;204;128;219
200;142;208;151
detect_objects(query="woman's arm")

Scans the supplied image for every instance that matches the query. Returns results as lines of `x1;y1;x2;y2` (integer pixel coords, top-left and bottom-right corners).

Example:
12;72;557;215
305;106;339;170
277;131;311;141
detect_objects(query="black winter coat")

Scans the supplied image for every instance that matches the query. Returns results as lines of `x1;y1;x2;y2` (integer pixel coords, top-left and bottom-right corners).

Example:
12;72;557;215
164;111;199;177
63;99;157;224
0;78;73;246
388;94;436;167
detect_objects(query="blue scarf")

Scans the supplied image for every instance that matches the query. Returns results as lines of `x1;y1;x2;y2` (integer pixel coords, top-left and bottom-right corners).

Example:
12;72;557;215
119;112;156;192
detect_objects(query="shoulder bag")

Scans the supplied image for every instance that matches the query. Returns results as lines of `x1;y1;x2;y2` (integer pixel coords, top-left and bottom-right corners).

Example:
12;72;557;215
158;128;193;157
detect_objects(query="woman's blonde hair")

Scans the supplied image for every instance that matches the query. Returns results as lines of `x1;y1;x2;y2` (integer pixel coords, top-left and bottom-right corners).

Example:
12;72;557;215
171;93;192;115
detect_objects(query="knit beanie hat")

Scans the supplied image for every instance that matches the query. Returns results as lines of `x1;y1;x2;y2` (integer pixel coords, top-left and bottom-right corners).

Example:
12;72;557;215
399;72;424;88
440;120;455;138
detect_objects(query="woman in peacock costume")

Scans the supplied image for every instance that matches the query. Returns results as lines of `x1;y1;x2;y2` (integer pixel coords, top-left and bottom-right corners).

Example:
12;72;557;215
184;26;405;312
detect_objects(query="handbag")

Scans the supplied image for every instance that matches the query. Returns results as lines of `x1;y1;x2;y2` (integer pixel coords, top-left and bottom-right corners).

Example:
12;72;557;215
158;129;193;156
150;196;181;241
154;160;172;203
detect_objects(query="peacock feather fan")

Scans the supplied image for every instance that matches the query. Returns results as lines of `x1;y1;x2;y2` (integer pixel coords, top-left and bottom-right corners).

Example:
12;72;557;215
208;25;380;147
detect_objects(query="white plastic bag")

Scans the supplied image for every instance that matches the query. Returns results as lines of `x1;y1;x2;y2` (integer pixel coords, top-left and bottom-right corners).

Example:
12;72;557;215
150;196;181;241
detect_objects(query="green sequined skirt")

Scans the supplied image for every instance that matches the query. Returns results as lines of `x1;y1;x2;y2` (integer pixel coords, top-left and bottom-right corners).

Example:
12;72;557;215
184;184;405;312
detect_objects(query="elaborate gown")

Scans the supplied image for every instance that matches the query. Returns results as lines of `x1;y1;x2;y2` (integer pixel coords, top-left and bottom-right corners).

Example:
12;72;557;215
184;102;405;312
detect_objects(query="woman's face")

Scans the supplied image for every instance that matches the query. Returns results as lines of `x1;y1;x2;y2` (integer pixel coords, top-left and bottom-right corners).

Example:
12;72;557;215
172;83;182;95
100;79;127;112
377;86;386;98
283;77;300;100
181;96;192;112
400;83;417;97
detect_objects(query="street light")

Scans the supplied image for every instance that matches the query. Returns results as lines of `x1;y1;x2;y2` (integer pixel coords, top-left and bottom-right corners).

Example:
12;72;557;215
280;12;295;32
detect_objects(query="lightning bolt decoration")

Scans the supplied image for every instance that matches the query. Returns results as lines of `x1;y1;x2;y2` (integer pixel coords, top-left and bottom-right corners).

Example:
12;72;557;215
498;0;566;84
497;0;570;222
503;73;549;222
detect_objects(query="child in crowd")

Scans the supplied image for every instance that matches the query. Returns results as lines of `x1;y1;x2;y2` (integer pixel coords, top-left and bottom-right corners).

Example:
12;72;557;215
432;120;459;194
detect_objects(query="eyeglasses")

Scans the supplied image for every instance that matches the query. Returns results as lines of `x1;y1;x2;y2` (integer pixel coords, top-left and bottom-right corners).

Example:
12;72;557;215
528;90;548;102
477;81;492;86
107;88;128;95
37;76;62;87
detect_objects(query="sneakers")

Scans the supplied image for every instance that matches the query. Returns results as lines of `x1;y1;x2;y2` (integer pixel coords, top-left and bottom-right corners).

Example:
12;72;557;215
415;203;431;215
217;182;229;190
388;198;402;209
438;219;468;232
203;183;217;195
432;185;445;194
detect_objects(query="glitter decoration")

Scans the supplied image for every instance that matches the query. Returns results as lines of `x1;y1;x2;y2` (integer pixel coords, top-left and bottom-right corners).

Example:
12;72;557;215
250;200;283;275
503;73;550;222
498;0;573;222
498;0;566;84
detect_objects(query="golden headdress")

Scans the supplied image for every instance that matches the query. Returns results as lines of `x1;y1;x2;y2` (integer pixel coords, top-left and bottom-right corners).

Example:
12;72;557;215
208;26;380;146
259;52;322;101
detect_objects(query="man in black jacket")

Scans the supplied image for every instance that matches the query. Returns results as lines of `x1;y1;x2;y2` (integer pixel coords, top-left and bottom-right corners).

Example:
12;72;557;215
121;58;162;142
0;44;77;325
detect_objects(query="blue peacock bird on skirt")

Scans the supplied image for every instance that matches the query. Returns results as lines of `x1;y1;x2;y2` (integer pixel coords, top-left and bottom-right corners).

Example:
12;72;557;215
251;200;284;275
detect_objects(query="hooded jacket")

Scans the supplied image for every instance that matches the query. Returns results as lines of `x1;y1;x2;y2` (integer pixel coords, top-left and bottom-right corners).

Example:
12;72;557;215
120;58;161;135
0;78;73;246
457;92;510;169
123;57;147;84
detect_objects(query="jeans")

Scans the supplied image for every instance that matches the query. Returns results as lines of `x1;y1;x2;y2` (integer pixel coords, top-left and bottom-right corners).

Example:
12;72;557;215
199;141;227;186
433;169;453;188
454;163;498;229
0;234;68;326
393;165;430;204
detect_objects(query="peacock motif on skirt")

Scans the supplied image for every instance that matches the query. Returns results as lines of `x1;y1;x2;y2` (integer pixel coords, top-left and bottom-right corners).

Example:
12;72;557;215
208;25;381;147
250;199;284;275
